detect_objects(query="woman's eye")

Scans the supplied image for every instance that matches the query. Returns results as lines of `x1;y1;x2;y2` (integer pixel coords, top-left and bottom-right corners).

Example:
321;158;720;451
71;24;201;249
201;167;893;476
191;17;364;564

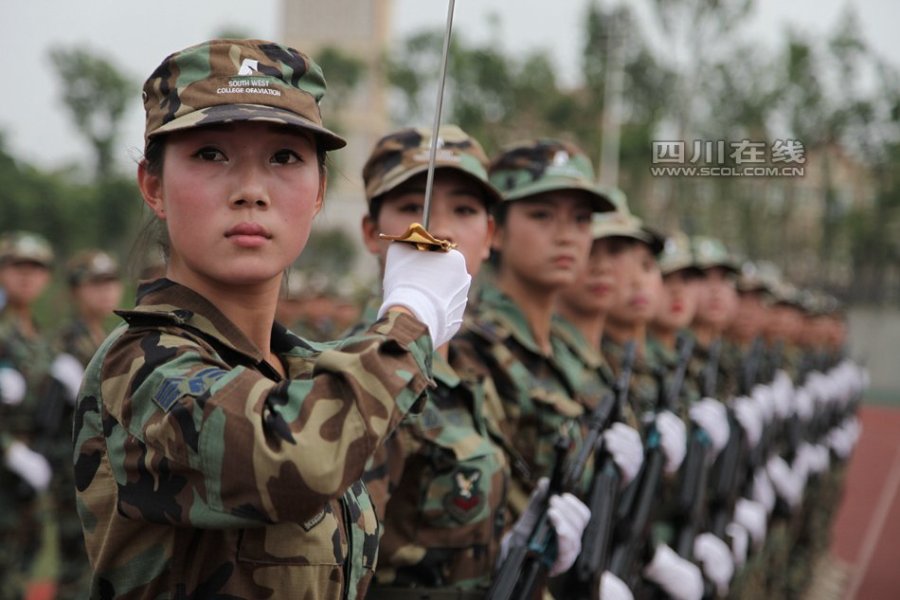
195;147;226;161
455;204;479;216
526;209;551;220
397;202;423;214
272;149;301;164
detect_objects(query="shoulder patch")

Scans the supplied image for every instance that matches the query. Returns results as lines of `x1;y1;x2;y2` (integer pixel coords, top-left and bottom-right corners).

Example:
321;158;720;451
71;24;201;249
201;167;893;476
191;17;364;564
154;377;185;412
153;367;228;412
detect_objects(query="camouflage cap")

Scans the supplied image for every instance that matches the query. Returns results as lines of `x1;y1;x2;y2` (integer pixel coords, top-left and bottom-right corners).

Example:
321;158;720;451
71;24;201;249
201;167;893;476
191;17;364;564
488;139;615;212
691;236;739;273
0;231;54;267
143;39;346;151
658;231;700;276
66;250;121;286
362;125;502;207
591;209;666;255
770;281;804;308
736;261;773;294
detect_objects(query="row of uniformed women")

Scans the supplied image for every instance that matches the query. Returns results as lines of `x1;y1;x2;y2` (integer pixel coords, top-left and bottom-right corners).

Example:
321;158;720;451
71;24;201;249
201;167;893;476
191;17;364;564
0;234;125;599
71;37;861;600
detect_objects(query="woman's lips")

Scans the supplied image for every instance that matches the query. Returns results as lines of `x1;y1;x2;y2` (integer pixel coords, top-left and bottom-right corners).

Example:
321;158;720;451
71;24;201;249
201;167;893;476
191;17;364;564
225;222;272;248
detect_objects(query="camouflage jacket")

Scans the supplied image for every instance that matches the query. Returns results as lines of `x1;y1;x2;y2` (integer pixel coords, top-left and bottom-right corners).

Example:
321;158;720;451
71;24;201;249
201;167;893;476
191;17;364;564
0;309;57;437
55;317;106;367
461;286;590;513
602;336;667;421
73;279;434;599
686;334;736;401
551;316;637;427
365;340;509;591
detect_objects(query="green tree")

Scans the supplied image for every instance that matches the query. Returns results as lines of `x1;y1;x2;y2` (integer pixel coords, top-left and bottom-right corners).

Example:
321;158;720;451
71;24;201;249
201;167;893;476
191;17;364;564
48;46;135;181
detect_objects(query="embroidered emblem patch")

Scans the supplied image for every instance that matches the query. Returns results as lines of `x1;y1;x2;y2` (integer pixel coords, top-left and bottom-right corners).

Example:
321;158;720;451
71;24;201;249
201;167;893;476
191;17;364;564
443;467;484;523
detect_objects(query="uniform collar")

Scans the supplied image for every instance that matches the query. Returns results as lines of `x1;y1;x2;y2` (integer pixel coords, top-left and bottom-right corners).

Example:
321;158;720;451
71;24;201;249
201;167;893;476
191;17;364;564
116;278;287;364
477;284;544;355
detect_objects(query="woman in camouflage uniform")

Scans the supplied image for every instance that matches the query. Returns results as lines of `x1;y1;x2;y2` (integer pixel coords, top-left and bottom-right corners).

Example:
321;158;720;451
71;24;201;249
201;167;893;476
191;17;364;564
0;231;61;599
356;126;591;598
72;39;471;599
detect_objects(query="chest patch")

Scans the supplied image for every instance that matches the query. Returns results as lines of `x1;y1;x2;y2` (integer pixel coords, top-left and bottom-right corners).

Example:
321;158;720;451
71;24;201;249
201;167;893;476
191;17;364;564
443;466;484;523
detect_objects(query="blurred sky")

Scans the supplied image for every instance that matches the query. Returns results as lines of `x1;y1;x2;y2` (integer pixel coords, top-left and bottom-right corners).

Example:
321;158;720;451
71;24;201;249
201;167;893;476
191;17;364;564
1;0;898;172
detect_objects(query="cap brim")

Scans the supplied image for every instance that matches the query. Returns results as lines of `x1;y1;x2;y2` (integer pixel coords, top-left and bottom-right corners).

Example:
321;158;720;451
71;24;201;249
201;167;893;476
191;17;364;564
502;179;616;213
372;163;503;207
696;261;740;274
149;104;347;150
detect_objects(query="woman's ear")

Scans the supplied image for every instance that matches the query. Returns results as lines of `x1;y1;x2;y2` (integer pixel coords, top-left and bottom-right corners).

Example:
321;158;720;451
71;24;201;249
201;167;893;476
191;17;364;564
490;221;505;253
137;161;166;220
313;168;327;217
482;215;497;261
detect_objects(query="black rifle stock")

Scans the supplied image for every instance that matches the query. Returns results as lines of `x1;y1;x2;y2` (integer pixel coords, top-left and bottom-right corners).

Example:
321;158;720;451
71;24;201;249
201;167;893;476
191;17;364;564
487;435;570;600
608;334;694;587
557;342;637;600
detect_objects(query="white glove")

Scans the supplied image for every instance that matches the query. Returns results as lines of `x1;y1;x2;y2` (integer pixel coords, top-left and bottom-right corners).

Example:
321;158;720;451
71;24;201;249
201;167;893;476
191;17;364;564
643;543;704;600
546;492;591;576
732;396;762;448
377;243;471;348
499;478;590;577
828;421;860;460
694;532;734;597
734;498;767;549
656;410;687;475
4;441;51;492
604;422;644;486
767;455;803;509
808;444;830;475
600;570;634;600
50;353;85;404
751;384;774;423
792;442;816;482
0;367;26;406
751;468;776;514
793;387;814;421
772;370;794;414
689;398;730;457
725;522;749;568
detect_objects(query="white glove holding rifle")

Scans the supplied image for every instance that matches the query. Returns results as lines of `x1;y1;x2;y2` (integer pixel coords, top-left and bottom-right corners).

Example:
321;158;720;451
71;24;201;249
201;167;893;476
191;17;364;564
603;422;644;486
378;243;471;348
655;410;687;475
600;570;634;600
694;532;734;597
643;543;703;600
498;477;591;577
5;441;51;493
0;367;26;406
689;397;730;458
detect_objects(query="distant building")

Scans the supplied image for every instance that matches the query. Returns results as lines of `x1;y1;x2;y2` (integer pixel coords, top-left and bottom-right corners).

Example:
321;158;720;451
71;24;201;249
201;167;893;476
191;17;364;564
281;0;394;277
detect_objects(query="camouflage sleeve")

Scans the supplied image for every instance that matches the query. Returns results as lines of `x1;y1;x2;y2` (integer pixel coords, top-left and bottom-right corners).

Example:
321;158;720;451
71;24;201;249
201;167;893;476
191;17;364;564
92;311;432;528
363;418;422;521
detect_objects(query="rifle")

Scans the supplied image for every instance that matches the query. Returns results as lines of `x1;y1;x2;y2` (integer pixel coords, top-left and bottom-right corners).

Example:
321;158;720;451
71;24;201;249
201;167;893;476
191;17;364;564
706;338;762;541
15;375;69;499
608;334;694;588
490;342;638;600
487;435;570;600
673;336;715;559
556;341;637;600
